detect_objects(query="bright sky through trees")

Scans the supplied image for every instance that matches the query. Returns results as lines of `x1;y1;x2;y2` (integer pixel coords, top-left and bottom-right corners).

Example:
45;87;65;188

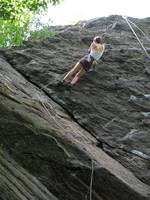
42;0;150;25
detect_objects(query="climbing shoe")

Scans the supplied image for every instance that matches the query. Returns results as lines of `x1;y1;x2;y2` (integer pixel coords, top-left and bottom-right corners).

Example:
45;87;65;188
57;80;70;87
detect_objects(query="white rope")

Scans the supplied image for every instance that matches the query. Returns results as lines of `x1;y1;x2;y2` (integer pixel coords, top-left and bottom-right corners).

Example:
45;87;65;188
122;16;150;60
37;94;66;131
38;72;67;92
39;78;59;91
127;18;150;43
89;159;94;200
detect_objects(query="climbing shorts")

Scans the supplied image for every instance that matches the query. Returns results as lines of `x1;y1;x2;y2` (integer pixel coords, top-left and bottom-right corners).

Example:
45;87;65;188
79;54;95;72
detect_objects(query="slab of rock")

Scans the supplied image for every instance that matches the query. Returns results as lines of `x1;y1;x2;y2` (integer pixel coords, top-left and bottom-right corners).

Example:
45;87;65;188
0;15;150;200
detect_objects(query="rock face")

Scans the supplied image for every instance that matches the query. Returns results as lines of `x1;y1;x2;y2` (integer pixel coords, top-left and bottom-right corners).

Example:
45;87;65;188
0;15;150;200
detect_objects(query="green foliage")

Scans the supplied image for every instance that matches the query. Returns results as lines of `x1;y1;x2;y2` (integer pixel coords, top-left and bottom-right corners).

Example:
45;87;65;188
0;0;61;47
30;27;55;40
0;15;30;47
0;0;60;19
28;13;55;40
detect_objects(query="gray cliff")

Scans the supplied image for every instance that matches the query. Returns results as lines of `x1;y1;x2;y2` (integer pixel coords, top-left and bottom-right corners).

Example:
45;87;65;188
0;15;150;200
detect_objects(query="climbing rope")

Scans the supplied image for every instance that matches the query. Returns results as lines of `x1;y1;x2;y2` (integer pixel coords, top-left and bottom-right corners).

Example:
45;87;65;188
127;18;150;43
39;76;61;91
122;15;150;60
90;159;94;200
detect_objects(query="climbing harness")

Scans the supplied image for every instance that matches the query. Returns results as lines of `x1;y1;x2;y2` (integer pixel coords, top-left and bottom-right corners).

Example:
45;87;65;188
122;15;150;60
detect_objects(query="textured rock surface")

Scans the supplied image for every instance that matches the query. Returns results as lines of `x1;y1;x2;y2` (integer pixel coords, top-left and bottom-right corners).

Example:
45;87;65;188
0;149;58;200
0;15;150;200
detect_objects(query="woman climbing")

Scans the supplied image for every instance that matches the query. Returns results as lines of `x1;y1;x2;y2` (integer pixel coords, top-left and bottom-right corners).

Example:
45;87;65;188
61;36;105;87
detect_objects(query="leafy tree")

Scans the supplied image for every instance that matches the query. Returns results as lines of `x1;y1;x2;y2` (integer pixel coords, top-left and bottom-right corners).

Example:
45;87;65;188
0;0;61;47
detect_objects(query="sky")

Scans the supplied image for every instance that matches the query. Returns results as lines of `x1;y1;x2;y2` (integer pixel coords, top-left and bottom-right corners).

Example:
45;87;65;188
42;0;150;25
